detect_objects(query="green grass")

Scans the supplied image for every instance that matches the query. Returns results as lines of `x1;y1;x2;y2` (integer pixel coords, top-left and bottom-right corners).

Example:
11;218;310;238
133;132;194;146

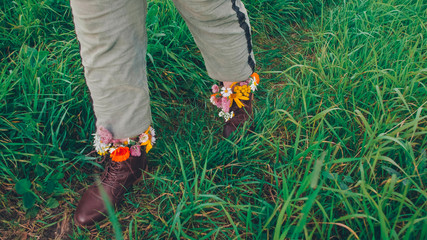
1;0;426;239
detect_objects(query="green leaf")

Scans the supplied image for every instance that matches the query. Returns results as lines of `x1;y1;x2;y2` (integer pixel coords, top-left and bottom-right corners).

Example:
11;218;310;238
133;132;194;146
53;171;64;180
25;207;40;219
22;45;38;68
15;179;31;195
339;181;349;190
382;166;400;177
43;181;56;194
147;5;159;25
46;198;59;209
35;165;45;177
30;156;41;165
54;183;64;195
23;192;36;209
343;175;354;183
322;171;336;180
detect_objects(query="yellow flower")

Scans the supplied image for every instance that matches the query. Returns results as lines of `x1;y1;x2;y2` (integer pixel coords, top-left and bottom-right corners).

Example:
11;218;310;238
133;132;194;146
140;127;154;153
229;92;249;108
238;85;251;96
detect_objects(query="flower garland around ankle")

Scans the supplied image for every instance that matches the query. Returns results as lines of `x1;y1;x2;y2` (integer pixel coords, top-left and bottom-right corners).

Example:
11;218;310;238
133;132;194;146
210;72;260;122
93;126;156;162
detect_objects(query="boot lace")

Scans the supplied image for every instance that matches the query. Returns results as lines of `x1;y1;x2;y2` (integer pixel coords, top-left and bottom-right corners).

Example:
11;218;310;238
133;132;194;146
100;160;122;186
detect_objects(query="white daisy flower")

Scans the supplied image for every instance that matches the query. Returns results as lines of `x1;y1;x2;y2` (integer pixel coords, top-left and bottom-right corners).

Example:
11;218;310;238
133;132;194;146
220;87;232;97
219;110;235;121
250;82;258;91
93;134;108;154
224;113;231;122
139;133;149;143
249;76;258;91
210;96;216;105
150;127;156;137
93;133;100;145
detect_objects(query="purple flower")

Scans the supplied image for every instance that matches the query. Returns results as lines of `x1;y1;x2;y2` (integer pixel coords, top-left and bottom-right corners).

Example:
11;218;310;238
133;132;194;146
222;97;230;113
130;145;141;157
212;84;219;93
97;126;113;144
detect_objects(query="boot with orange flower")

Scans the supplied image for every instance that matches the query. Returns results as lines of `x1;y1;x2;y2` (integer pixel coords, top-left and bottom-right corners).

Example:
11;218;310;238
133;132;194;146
210;73;260;137
74;126;155;227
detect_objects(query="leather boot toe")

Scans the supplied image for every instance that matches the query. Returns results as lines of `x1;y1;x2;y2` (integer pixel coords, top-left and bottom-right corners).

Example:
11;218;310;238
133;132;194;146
74;153;147;227
74;185;109;227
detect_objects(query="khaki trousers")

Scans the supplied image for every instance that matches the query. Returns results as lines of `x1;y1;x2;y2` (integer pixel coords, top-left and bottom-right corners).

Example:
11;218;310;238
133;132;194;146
71;0;255;138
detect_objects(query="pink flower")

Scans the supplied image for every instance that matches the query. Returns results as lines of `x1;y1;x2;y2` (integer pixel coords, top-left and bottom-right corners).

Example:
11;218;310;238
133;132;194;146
222;97;230;113
215;97;222;108
130;145;141;157
97;126;113;144
210;95;216;104
240;81;248;86
212;84;219;93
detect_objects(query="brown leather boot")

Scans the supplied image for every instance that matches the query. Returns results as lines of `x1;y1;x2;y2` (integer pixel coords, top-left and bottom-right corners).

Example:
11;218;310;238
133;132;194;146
223;93;253;138
74;153;148;227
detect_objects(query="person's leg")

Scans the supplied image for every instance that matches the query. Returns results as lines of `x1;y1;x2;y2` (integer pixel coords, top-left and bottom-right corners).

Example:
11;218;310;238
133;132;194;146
173;0;255;83
173;0;259;137
72;0;151;139
70;0;153;227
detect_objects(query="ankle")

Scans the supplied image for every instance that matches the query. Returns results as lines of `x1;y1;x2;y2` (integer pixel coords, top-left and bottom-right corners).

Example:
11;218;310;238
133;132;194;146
223;81;234;88
211;73;260;122
94;126;155;162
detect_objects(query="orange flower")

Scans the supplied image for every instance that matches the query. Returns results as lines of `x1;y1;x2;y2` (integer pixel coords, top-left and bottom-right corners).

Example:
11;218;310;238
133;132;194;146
111;147;130;162
211;93;219;98
251;72;260;84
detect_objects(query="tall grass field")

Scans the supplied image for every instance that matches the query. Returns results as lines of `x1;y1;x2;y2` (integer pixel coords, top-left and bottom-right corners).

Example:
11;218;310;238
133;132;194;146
1;0;426;239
